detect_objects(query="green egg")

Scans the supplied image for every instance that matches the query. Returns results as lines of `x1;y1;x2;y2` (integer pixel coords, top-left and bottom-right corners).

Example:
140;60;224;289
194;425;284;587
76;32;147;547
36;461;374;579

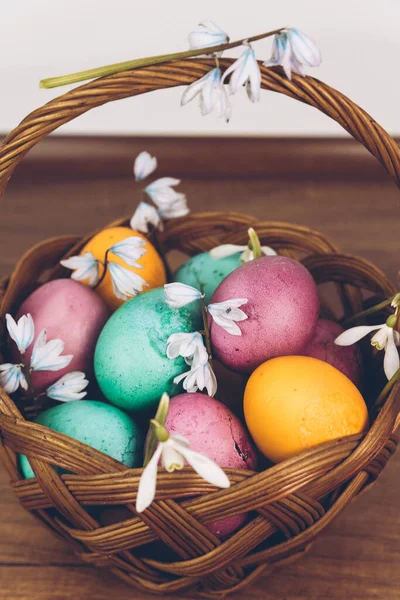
19;400;143;479
173;251;242;305
94;287;202;413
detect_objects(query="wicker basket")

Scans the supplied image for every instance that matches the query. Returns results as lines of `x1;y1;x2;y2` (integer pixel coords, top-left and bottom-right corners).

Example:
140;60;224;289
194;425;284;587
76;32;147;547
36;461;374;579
0;59;399;598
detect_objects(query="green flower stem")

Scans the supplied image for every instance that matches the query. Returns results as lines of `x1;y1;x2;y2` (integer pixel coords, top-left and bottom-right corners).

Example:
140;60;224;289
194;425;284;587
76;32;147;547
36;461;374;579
39;27;284;89
247;227;262;259
143;393;170;467
200;287;213;369
342;296;396;328
375;367;400;408
92;250;110;290
20;355;35;398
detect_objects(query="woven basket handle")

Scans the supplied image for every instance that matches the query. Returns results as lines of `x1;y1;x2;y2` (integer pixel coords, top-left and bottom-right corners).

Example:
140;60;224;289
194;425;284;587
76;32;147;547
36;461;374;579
0;58;400;194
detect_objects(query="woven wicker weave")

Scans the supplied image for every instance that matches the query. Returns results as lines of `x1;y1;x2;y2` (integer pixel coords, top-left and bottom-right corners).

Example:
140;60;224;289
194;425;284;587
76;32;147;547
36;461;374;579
0;60;399;598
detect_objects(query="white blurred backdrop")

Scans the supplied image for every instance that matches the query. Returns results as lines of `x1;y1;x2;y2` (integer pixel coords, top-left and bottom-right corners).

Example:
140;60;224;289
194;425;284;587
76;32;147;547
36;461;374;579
1;0;400;136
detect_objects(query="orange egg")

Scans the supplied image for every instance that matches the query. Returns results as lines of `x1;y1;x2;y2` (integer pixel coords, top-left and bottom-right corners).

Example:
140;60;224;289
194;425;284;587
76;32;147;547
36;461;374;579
82;226;166;311
244;355;368;463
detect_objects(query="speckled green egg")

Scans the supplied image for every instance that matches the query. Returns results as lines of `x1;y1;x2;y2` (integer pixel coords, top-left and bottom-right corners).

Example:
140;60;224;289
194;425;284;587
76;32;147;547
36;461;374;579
94;287;202;412
20;400;143;479
173;251;242;304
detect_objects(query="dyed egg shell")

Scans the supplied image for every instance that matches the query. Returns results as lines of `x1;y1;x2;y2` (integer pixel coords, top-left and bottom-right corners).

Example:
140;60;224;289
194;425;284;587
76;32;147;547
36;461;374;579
165;393;258;538
301;319;363;386
173;251;242;305
81;226;166;311
14;279;109;392
210;256;319;373
20;400;143;478
244;356;369;463
94;288;202;413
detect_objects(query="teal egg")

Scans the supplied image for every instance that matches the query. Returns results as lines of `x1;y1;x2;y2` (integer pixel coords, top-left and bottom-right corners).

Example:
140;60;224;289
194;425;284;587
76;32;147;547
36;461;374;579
94;288;202;412
173;252;242;304
20;400;143;479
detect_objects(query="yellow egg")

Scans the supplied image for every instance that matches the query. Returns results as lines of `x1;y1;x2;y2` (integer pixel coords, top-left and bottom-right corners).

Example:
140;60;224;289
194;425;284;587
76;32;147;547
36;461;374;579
244;355;368;463
82;226;166;311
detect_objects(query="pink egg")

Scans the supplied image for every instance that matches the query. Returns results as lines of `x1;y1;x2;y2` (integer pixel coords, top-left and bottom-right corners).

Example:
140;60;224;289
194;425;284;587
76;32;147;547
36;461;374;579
301;318;363;386
209;256;319;373
165;393;258;538
13;279;109;391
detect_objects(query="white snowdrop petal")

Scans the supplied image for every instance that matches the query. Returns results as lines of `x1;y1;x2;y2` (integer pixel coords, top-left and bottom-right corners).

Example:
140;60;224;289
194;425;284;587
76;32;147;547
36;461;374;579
136;443;163;513
5;313;35;354
164;282;202;308
177;445;230;488
46;371;89;402
134;151;157;181
371;326;390;350
170;434;190;448
261;245;277;256
0;363;26;394
161;445;185;472
210;244;245;259
30;331;73;372
288;28;321;67
334;324;383;346
181;72;212;106
60;252;100;286
110;237;147;268
108;262;148;301
188;20;228;50
383;330;400;380
130;202;163;234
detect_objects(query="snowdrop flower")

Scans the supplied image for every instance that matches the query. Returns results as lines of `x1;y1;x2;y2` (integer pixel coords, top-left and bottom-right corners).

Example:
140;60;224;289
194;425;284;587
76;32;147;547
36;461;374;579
136;423;229;513
109;236;147;268
210;243;277;262
5;313;34;355
30;330;73;372
188;20;229;52
133;151;157;182
263;28;321;80
46;371;89;402
0;363;28;394
130;202;163;233
335;317;400;381
208;299;248;336
145;177;182;207
164;282;203;309
222;44;261;103
166;332;208;363
174;361;217;397
157;194;190;219
181;68;232;122
108;262;148;301
60;252;101;287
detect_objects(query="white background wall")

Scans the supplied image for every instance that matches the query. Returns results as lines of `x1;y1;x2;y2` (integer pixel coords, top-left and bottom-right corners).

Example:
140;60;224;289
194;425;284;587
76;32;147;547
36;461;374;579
2;0;400;137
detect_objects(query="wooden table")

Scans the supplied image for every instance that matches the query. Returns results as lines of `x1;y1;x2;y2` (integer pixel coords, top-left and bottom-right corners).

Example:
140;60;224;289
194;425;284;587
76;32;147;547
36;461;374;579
0;137;399;599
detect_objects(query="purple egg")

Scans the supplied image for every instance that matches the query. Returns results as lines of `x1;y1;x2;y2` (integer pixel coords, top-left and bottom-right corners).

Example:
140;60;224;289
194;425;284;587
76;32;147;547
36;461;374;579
165;393;258;538
209;256;319;373
301;318;363;386
13;279;109;392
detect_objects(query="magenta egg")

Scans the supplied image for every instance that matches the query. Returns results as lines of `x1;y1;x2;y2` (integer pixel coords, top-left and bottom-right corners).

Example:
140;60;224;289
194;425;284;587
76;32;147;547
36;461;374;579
165;393;258;538
13;279;109;391
301;318;363;386
209;256;319;373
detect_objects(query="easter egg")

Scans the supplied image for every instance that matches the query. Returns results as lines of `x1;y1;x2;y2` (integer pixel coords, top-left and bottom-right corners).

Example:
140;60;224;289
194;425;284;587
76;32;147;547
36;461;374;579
14;279;109;392
20;400;143;478
173;251;242;305
301;319;363;386
244;356;369;463
94;288;202;413
81;226;166;311
165;393;258;537
209;256;319;373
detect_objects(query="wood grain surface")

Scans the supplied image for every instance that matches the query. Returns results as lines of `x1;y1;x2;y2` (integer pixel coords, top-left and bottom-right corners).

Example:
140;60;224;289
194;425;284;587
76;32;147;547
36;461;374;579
0;136;399;599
